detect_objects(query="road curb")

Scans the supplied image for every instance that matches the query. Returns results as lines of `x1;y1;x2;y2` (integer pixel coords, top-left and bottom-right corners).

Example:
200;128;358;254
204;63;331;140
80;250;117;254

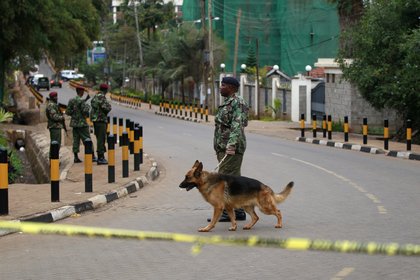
386;150;420;161
296;137;384;154
0;159;160;237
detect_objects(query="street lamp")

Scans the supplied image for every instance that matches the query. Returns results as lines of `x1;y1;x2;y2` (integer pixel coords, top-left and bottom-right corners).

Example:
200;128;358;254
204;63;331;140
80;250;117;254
273;65;279;71
220;63;225;73
241;64;247;73
305;65;312;76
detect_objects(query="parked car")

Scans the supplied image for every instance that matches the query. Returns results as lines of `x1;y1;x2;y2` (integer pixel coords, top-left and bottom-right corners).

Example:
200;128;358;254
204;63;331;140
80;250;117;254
50;75;63;88
60;70;84;81
35;77;50;91
31;74;44;86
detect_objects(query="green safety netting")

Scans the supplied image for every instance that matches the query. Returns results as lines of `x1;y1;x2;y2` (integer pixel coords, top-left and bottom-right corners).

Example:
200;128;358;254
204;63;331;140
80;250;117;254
182;0;339;76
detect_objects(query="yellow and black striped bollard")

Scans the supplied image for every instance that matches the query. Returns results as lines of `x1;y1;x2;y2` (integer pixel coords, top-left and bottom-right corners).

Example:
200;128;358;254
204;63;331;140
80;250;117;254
194;103;198;119
312;114;317;138
122;132;129;178
406;119;412;151
118;118;123;147
384;119;389;150
327;115;332;140
189;103;193;119
125;118;131;151
107;135;115;183
322;115;327;138
106;116;110;136
300;114;305;138
200;104;203;120
84;138;93;192
363;117;368;145
113;117;117;137
129;120;135;155
205;106;209;122
134;126;140;171
0;148;9;215
139;125;143;164
50;141;60;202
344;116;349;142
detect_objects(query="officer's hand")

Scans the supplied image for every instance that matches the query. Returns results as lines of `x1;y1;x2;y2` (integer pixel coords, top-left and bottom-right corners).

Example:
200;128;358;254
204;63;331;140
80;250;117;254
226;145;235;155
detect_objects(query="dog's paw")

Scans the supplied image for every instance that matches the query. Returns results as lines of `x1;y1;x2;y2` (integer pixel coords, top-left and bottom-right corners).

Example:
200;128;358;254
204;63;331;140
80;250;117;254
198;226;213;232
228;226;237;231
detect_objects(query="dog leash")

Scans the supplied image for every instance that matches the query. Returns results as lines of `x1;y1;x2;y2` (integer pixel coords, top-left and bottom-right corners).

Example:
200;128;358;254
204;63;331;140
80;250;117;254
214;154;228;171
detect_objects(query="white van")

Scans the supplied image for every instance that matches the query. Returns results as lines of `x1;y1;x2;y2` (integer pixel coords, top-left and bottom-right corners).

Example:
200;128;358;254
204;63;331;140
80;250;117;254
60;70;84;81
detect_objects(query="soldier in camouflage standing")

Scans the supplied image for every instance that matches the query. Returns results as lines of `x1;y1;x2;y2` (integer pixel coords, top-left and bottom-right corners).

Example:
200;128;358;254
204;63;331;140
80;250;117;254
211;76;249;222
46;91;64;156
66;86;92;163
90;83;112;165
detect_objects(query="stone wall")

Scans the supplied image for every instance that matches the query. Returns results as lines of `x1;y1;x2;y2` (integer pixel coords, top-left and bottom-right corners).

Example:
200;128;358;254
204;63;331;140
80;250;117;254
325;73;401;132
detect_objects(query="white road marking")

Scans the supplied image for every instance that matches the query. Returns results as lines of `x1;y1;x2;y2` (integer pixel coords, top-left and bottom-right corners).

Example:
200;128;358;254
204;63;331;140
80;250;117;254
331;267;355;280
271;153;387;214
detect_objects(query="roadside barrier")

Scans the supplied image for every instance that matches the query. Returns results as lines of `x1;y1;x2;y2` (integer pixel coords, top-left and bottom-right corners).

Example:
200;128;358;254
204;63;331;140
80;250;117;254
322;115;327;138
0;148;8;215
344;116;349;142
134;127;140;171
407;119;412;151
28;87;44;107
327;115;332;139
112;117;117;136
300;114;305;137
363;117;368;144
0;221;419;257
312;114;316;138
107;135;115;183
84;138;93;192
129;120;134;155
122;132;129;178
119;118;123;146
384;119;389;150
50;141;60;202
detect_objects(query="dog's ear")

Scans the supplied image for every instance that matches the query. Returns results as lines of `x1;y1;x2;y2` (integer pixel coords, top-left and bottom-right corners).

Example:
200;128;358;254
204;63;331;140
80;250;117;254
193;160;200;168
194;162;203;178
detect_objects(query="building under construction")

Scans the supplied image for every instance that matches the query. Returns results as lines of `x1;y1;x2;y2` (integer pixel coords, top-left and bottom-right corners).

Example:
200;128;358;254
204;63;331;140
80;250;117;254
181;0;339;76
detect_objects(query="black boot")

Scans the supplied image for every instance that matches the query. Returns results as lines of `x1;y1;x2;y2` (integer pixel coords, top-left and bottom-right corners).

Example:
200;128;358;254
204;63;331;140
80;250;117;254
207;209;246;222
74;153;82;163
97;157;108;165
92;153;97;162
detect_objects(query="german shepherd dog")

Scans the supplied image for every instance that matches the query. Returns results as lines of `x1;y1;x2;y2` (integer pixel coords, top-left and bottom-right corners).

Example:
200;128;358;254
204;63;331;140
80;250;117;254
179;160;294;232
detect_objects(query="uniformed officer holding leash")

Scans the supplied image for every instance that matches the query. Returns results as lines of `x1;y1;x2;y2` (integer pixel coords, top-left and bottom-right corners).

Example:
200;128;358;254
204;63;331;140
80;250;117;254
90;83;112;165
209;76;249;222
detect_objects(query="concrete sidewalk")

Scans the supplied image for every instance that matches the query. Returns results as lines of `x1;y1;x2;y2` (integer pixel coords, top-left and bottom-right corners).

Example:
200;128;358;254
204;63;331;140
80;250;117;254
0;123;159;226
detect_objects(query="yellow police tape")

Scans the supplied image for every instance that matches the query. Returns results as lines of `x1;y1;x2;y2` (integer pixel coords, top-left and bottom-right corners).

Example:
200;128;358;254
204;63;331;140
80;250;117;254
0;221;419;257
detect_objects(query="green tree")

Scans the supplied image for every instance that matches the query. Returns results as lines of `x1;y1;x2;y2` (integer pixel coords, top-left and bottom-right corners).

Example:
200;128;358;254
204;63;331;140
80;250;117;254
0;0;100;105
338;0;420;140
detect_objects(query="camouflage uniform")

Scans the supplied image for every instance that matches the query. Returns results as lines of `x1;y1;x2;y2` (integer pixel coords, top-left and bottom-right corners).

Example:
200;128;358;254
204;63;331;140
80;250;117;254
214;94;249;176
90;92;111;159
66;95;91;154
46;99;64;155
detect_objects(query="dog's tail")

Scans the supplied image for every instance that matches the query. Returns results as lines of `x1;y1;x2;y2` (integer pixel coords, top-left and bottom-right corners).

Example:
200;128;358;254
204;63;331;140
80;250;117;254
275;181;294;203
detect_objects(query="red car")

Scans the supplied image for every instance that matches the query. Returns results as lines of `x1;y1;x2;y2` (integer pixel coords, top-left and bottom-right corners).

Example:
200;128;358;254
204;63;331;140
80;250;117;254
50;74;63;88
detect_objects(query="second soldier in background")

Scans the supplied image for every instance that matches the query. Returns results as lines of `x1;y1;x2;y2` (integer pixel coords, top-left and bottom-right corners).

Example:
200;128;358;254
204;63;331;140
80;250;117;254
91;83;112;165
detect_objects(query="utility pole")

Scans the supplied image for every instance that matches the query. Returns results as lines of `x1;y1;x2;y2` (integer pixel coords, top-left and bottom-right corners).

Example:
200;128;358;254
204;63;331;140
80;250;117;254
208;0;215;113
255;38;260;119
201;0;209;109
233;9;242;78
133;1;146;96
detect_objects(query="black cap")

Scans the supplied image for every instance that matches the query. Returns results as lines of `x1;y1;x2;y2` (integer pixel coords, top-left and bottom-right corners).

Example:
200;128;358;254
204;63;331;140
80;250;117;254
221;77;240;88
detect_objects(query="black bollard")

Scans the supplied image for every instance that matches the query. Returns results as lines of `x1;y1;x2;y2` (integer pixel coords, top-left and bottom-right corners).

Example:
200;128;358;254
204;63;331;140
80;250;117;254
344;116;349;142
300;114;305;138
84;138;93;192
50;141;60;202
107;135;115;183
363;117;368;145
122;132;129;178
134;126;140;171
0;148;9;215
407;119;412;151
327;115;332;140
312;114;317;138
384;119;389;150
322;115;327;138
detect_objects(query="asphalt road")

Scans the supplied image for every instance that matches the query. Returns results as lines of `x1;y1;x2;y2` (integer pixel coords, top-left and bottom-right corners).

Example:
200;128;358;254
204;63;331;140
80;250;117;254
0;99;419;279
